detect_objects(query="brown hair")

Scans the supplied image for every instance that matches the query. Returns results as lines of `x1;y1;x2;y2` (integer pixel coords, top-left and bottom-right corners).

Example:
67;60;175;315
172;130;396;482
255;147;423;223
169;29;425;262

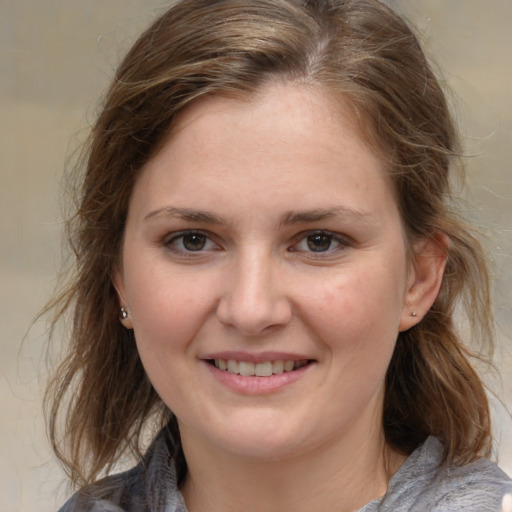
45;0;494;487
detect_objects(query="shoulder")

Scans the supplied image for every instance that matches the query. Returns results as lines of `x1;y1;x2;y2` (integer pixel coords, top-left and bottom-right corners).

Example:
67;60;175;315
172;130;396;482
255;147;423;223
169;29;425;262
57;467;141;512
57;427;187;512
364;437;512;512
428;455;512;511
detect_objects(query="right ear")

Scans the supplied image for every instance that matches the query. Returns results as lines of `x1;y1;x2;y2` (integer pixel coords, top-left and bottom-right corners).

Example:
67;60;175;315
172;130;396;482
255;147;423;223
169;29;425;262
113;268;133;329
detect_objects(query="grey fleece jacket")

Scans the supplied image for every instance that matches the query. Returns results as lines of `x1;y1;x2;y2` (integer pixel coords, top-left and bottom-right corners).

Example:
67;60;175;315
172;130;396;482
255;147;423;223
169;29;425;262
59;430;512;512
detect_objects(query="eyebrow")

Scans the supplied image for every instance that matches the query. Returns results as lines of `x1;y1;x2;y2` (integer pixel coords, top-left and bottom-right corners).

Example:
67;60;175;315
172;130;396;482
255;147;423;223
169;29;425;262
144;205;371;226
144;206;226;225
280;207;372;226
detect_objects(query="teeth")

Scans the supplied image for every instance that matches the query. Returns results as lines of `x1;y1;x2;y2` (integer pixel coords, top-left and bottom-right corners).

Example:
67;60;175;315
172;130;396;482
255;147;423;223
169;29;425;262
227;359;238;374
255;361;272;377
238;361;255;376
284;360;294;372
213;359;309;376
272;360;284;374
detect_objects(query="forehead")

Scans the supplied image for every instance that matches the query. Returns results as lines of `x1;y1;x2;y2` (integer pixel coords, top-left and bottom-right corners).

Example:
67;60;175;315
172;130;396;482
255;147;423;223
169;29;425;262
155;83;384;176
130;82;398;225
173;83;345;134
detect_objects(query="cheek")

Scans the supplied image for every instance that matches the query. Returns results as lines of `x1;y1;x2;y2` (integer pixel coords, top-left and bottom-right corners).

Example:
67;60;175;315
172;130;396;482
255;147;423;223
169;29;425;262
300;259;406;357
317;268;404;320
125;268;215;405
125;262;216;352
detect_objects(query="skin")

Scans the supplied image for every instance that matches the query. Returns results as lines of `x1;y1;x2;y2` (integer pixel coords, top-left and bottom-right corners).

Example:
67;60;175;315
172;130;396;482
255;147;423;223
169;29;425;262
115;83;446;512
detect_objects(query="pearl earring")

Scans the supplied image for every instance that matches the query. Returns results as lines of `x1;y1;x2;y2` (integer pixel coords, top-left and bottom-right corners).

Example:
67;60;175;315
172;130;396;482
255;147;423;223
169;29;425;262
120;306;128;320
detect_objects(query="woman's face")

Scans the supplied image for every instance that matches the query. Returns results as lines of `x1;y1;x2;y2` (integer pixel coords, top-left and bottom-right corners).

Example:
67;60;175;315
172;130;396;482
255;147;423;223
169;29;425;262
115;84;416;461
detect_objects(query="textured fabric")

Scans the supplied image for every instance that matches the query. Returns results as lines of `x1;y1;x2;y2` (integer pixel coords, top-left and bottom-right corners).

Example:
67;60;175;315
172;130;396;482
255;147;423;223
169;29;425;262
58;430;188;512
59;431;512;512
360;437;512;512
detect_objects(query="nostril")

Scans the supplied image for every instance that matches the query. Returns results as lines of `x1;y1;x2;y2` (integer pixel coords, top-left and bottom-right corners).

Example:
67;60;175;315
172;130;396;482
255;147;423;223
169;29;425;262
216;290;293;336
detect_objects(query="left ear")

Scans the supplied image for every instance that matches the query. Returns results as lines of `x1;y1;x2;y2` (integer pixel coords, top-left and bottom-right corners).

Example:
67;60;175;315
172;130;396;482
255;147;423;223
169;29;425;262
399;233;449;331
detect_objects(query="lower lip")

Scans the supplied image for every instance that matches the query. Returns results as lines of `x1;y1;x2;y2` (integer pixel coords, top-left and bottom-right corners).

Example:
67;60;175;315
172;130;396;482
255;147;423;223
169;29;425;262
203;361;313;395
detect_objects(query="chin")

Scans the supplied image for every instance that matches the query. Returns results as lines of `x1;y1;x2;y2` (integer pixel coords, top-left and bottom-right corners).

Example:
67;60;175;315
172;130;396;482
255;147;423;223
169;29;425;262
218;434;306;461
181;411;315;461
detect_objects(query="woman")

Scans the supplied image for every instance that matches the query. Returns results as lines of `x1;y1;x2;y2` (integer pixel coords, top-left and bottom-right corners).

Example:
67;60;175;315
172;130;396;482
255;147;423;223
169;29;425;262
47;0;512;510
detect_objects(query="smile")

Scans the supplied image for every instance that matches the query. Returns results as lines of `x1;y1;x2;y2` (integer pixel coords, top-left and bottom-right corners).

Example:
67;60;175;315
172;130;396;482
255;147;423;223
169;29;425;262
212;359;310;377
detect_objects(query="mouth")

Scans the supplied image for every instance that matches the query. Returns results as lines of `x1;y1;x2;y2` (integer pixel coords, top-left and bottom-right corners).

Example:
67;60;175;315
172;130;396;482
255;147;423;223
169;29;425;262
207;359;312;377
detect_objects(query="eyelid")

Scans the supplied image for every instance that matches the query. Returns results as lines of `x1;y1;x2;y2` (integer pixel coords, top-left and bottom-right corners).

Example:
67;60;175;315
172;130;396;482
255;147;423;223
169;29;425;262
163;229;220;255
289;230;353;255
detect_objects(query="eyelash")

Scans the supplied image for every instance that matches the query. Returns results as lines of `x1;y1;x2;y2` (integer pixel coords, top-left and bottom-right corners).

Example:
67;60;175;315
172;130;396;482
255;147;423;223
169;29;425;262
163;230;352;257
290;230;352;256
164;230;219;255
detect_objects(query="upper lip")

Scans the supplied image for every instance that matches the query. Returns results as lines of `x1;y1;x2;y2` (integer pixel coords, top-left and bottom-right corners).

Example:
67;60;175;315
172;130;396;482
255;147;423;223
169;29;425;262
200;351;314;363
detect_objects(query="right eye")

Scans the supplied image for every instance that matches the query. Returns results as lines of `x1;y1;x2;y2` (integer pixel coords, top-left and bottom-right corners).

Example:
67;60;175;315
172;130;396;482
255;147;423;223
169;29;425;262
165;231;218;253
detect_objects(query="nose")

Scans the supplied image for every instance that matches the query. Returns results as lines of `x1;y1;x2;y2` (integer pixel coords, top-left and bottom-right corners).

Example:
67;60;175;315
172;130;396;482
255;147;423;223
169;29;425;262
216;249;292;336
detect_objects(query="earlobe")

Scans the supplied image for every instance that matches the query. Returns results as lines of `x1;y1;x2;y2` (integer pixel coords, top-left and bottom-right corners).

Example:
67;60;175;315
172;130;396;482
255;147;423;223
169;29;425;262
399;233;449;332
113;269;134;329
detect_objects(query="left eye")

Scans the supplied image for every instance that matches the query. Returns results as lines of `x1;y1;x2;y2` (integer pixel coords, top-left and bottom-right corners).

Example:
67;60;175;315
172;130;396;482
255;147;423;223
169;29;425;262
166;231;217;252
292;231;345;253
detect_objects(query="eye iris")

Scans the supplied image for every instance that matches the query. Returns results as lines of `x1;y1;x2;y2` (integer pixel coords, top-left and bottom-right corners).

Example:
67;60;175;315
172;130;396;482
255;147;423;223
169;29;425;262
183;233;206;251
307;233;332;252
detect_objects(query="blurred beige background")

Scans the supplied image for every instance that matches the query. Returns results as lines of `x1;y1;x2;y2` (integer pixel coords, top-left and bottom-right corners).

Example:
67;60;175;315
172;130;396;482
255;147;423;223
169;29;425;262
0;1;510;511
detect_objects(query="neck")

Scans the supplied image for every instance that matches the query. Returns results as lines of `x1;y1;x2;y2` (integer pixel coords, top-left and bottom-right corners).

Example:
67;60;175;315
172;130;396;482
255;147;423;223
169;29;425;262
180;425;405;512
